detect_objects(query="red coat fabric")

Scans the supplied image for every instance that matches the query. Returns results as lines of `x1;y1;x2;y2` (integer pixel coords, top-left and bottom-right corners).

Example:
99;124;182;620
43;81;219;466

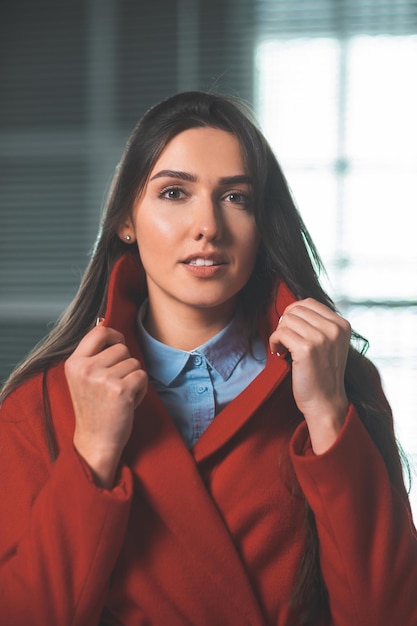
0;252;416;626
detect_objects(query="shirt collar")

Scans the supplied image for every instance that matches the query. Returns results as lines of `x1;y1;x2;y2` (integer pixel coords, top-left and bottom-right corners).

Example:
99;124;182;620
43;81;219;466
137;301;248;386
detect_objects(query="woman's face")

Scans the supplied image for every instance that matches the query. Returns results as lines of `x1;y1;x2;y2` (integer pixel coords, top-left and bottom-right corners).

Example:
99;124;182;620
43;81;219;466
120;127;260;323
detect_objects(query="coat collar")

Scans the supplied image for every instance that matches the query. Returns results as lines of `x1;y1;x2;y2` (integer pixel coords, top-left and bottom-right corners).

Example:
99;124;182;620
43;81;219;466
103;250;296;464
103;249;296;361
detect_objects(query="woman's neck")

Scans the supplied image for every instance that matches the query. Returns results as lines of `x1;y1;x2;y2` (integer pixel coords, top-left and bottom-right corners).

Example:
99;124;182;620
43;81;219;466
143;299;237;351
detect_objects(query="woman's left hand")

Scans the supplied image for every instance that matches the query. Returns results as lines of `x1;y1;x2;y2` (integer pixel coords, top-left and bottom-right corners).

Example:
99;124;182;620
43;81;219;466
269;298;351;454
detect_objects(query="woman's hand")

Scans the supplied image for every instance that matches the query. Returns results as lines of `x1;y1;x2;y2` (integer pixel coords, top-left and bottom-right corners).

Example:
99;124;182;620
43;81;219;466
65;324;148;488
269;298;351;454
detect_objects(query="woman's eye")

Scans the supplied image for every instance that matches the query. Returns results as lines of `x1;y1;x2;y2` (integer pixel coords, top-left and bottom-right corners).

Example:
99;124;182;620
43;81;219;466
159;187;185;200
224;191;252;207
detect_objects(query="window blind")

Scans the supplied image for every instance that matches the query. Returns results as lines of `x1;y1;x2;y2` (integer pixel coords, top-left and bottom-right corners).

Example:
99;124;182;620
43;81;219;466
0;0;257;383
257;0;417;37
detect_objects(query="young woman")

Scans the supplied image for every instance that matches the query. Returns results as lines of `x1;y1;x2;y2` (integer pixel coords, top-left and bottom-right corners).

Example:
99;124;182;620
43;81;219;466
0;91;416;626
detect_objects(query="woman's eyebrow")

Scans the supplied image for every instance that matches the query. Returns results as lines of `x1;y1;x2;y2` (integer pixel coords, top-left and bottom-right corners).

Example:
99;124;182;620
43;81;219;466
150;169;196;182
150;170;252;186
218;174;252;186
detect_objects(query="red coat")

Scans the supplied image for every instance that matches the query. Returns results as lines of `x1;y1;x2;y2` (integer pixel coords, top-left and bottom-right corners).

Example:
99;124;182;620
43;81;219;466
0;252;416;626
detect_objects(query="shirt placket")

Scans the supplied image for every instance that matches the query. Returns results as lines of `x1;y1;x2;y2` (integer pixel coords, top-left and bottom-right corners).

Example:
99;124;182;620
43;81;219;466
189;353;215;445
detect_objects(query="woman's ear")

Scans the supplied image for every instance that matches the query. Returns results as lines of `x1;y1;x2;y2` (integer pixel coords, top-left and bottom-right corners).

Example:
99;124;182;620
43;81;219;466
117;218;136;244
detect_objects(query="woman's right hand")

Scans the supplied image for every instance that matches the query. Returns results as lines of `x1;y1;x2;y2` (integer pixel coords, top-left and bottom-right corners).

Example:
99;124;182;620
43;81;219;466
64;323;148;489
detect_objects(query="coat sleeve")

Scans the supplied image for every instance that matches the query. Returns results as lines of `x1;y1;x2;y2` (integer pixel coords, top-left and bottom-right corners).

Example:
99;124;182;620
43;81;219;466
290;404;417;626
0;377;133;626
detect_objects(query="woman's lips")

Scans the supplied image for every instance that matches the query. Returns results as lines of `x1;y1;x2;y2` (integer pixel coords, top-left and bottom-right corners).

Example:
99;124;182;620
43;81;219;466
181;256;227;276
182;253;226;266
186;258;220;267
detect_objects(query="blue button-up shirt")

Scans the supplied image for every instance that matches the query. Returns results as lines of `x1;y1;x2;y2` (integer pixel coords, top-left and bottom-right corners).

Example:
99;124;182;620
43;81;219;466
137;304;267;448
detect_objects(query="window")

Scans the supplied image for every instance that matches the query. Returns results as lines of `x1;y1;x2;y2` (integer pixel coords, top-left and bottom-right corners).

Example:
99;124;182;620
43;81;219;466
255;2;417;515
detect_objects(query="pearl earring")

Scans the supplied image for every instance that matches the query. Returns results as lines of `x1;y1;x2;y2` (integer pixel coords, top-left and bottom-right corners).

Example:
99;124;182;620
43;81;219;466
125;235;131;242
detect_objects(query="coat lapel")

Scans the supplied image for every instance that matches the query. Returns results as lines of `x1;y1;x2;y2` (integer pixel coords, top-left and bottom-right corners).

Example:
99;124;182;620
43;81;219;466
124;390;266;625
193;278;296;463
102;253;298;624
104;253;267;623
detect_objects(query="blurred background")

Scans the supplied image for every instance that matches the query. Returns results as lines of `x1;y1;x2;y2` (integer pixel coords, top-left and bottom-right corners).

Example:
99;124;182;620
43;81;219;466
1;0;416;513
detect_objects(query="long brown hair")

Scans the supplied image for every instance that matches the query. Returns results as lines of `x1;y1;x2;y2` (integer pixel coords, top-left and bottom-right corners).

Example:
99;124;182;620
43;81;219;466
0;91;408;624
0;92;328;398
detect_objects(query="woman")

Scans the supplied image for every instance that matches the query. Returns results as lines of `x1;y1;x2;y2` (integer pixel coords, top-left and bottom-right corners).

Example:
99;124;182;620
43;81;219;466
0;91;416;626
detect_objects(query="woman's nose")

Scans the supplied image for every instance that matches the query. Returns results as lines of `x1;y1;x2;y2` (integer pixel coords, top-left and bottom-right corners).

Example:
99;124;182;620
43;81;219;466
191;196;223;241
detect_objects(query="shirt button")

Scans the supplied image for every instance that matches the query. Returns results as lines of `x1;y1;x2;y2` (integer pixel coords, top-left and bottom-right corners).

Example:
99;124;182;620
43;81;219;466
192;355;202;366
197;385;208;394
